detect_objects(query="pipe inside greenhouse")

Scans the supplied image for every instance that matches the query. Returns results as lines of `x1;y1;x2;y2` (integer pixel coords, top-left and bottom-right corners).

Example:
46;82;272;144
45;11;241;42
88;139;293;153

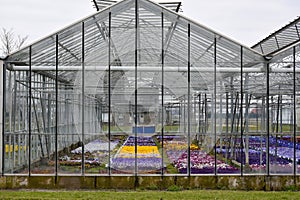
8;65;271;73
9;65;300;73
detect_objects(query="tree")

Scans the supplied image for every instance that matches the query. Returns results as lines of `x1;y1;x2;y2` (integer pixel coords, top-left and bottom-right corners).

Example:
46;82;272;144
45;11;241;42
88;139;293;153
0;28;28;57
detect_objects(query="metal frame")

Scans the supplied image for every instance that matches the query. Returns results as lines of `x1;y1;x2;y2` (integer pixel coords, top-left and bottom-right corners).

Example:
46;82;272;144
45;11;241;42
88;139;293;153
92;0;182;13
2;0;300;177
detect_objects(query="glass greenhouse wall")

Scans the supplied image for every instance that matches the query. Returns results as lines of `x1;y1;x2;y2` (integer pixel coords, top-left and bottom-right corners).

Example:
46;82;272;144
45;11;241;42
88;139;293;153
1;0;300;176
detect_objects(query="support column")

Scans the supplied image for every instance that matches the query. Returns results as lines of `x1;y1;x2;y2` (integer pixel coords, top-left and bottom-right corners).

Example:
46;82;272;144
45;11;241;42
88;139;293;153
293;46;296;176
266;62;270;176
0;60;4;175
134;0;139;179
213;37;217;175
161;11;165;176
187;23;191;176
81;21;85;175
240;46;244;175
108;11;112;176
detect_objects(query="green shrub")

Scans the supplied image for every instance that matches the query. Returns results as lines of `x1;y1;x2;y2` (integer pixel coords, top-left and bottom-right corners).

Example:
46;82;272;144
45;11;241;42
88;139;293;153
146;184;158;190
283;185;298;191
167;185;182;191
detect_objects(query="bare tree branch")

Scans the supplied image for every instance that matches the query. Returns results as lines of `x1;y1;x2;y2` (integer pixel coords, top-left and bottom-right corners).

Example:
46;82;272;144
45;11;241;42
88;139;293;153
0;28;28;57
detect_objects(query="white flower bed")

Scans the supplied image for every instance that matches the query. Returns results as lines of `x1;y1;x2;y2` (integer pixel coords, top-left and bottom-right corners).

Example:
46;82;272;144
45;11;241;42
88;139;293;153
71;139;119;154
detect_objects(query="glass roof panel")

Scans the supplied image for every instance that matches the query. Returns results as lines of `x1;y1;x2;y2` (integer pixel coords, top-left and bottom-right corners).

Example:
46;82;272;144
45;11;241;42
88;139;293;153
6;0;264;88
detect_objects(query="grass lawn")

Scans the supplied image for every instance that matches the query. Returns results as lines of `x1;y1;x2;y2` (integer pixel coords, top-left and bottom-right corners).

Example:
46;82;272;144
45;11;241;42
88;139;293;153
0;190;299;200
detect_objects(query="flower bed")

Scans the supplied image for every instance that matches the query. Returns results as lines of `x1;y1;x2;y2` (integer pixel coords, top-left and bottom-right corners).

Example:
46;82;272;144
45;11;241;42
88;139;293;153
217;136;300;172
158;135;238;174
118;146;160;158
57;138;122;172
71;139;119;154
111;136;163;173
174;150;238;174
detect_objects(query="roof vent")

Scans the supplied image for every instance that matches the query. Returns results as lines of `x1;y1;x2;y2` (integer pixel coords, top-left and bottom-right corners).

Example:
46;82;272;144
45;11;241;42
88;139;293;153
92;0;182;12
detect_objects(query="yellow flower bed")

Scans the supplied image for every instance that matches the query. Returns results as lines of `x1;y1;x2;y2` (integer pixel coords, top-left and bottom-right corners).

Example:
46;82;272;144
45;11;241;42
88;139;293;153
5;144;27;153
190;144;199;150
163;141;199;151
120;146;160;155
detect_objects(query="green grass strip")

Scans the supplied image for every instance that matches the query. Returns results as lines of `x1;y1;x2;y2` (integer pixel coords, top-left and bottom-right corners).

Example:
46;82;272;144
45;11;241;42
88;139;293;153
0;190;299;200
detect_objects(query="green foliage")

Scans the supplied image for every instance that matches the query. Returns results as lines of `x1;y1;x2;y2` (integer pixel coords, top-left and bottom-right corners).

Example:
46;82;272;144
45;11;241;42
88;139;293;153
146;184;159;190
283;185;298;191
164;125;179;132
167;185;182;191
152;136;178;174
166;164;178;174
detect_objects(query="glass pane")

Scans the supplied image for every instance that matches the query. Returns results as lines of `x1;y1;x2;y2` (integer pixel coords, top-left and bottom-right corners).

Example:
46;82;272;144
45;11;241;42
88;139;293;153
162;12;189;175
215;38;241;175
57;23;83;174
269;47;295;174
136;3;163;174
4;50;31;174
83;13;111;175
110;0;136;175
242;48;267;174
29;39;56;175
189;23;216;175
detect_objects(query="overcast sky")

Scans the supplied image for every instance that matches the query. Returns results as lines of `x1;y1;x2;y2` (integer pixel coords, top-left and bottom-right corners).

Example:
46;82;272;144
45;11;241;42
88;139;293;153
0;0;299;51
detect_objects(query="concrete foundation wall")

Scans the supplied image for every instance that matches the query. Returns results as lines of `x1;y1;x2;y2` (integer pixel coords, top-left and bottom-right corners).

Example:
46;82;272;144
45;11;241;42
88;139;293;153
0;175;299;191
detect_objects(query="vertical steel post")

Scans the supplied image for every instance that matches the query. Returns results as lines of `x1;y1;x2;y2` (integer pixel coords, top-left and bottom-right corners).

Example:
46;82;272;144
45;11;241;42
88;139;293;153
0;60;4;175
47;93;51;155
108;11;112;176
293;46;296;176
81;21;85;175
183;98;186;133
17;73;21;166
256;102;259;133
214;37;217;175
198;94;201;142
134;0;139;178
240;46;244;175
226;92;229;135
266;62;270;176
178;101;181;130
55;34;59;177
260;97;265;173
12;71;17;168
187;23;191;176
161;11;165;176
219;82;223;150
245;75;250;167
224;92;229;162
29;46;32;176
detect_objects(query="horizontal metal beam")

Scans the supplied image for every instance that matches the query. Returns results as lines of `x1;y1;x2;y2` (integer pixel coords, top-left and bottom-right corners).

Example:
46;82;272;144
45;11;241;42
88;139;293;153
9;65;270;73
10;65;300;73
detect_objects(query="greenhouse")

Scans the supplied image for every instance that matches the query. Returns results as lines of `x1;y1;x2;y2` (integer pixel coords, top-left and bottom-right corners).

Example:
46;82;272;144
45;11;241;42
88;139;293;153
1;0;300;187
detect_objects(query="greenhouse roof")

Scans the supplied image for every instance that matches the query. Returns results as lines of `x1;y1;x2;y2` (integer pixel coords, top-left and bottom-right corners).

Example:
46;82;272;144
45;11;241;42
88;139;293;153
5;0;266;96
252;16;300;56
6;0;263;64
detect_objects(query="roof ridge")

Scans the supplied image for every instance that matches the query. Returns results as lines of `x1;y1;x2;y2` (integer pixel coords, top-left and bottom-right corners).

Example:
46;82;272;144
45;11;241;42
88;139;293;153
92;0;182;12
